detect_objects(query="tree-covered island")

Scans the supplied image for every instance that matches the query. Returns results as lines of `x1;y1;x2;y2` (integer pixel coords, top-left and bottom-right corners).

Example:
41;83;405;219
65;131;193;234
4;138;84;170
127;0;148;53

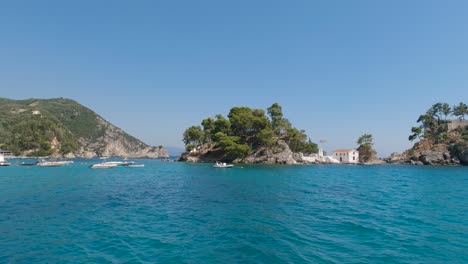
179;103;318;164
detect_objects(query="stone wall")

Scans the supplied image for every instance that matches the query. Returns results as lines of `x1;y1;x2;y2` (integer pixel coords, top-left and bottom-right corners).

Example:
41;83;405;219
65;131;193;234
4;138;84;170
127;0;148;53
447;120;468;131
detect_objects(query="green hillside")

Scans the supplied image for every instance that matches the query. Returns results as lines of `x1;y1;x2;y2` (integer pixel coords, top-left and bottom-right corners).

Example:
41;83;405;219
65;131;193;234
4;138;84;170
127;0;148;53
0;97;144;156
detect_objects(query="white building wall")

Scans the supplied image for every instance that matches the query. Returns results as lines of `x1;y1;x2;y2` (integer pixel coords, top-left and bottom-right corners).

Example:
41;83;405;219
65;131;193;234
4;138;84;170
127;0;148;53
333;150;359;164
302;156;317;163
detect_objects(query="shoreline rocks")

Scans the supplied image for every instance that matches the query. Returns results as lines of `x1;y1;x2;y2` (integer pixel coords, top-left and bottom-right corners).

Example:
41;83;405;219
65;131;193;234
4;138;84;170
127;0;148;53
242;140;297;165
179;140;467;166
179;148;467;166
384;147;465;166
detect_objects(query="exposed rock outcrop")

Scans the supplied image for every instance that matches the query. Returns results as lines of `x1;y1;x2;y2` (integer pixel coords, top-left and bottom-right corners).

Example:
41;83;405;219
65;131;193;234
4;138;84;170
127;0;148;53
461;150;468;165
361;159;385;165
177;146;224;163
385;142;464;166
419;150;447;165
242;140;297;164
385;152;406;163
73;116;168;158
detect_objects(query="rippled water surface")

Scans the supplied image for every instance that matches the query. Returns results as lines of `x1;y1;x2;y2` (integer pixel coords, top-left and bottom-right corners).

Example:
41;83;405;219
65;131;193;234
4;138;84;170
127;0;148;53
1;160;467;263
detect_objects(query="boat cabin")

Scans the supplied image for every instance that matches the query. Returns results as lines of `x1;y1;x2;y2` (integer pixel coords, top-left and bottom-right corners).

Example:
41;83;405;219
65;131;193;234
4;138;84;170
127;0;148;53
0;149;13;158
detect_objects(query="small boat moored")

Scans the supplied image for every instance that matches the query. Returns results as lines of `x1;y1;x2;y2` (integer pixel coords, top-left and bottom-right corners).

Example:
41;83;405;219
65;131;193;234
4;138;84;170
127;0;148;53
90;161;125;169
213;161;234;168
37;160;74;167
0;154;11;166
90;161;143;169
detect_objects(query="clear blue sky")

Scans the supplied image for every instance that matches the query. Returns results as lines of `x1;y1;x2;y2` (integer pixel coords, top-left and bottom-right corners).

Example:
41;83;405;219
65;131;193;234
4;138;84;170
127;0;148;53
1;1;467;156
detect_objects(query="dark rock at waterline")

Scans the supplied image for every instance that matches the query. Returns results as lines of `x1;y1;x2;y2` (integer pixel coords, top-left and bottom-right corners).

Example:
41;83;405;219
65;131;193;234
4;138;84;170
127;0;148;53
419;150;446;165
461;150;468;165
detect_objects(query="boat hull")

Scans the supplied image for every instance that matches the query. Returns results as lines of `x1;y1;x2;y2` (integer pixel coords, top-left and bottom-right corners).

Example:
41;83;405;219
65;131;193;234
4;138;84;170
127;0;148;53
37;161;73;167
90;165;117;169
213;165;234;168
90;161;129;169
127;164;144;168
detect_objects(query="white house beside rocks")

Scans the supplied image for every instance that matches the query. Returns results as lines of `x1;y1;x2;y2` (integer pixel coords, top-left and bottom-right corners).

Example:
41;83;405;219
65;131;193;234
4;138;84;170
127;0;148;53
332;149;359;164
298;149;341;164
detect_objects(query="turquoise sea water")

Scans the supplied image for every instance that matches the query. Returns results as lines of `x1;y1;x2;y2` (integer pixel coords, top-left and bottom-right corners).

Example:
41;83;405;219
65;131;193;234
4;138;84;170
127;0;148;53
0;160;467;263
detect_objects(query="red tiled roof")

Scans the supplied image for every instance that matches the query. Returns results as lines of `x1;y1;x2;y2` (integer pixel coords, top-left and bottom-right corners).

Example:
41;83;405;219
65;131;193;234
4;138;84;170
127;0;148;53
333;149;355;152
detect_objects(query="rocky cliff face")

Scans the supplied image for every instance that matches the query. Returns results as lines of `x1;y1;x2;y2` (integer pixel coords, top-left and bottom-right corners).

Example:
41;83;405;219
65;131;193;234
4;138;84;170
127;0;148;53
385;142;463;166
69;116;168;158
243;140;297;164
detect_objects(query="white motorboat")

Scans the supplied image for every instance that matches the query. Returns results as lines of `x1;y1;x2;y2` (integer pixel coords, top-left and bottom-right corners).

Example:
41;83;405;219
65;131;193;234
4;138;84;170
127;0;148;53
37;160;74;167
90;161;125;169
0;154;11;166
213;161;234;168
121;161;135;166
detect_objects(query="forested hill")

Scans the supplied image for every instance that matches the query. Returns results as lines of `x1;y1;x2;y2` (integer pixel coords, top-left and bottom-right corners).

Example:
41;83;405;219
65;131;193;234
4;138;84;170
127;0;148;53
0;97;168;158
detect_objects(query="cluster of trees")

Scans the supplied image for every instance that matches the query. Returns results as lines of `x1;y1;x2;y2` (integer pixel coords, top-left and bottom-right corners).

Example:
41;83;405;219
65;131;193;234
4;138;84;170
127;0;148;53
356;133;376;162
409;102;468;143
1;115;78;156
183;103;318;160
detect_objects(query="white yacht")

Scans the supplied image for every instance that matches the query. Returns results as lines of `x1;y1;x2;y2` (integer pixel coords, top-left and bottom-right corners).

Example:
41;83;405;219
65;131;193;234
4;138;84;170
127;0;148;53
213;161;234;168
90;161;125;169
37;160;74;167
0;154;11;166
90;160;144;169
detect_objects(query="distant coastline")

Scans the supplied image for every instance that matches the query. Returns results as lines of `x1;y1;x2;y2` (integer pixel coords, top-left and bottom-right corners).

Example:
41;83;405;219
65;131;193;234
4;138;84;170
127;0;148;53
1;99;466;165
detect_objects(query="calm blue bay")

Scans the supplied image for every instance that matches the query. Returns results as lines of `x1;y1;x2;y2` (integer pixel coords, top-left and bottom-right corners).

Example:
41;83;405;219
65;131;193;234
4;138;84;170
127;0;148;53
0;160;467;263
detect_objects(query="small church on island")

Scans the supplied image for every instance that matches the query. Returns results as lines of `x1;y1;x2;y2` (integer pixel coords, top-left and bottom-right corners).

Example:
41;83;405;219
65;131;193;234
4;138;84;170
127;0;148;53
332;149;359;164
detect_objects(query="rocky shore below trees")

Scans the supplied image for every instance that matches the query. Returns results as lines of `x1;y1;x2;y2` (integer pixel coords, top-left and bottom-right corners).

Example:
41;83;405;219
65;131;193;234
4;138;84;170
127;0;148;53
178;140;302;165
178;138;467;166
178;140;387;165
385;146;468;166
179;147;467;166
